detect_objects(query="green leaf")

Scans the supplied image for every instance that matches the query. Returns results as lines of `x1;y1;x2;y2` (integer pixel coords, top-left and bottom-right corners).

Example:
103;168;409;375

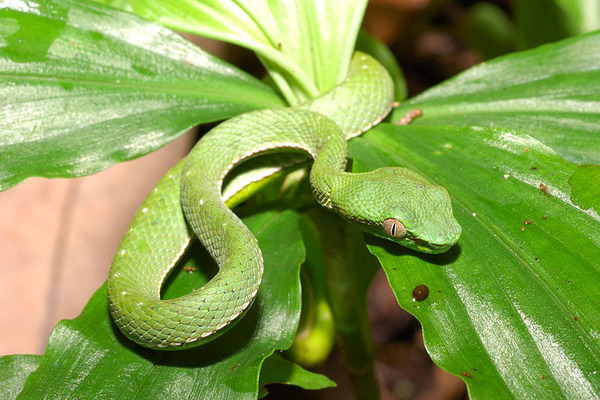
0;355;40;400
392;31;600;164
91;0;133;12
462;2;517;59
568;164;600;212
14;210;305;400
129;0;368;103
515;0;600;48
350;123;600;399
258;353;336;397
285;212;337;368
0;0;284;191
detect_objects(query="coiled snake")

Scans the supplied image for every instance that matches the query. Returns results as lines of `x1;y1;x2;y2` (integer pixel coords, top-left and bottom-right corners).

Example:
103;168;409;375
107;52;461;350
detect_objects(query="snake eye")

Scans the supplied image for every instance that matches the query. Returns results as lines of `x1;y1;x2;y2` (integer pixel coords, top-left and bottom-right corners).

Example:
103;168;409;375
383;218;406;238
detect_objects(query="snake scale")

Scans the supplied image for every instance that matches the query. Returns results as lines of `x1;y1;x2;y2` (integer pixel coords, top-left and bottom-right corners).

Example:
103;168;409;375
107;52;462;350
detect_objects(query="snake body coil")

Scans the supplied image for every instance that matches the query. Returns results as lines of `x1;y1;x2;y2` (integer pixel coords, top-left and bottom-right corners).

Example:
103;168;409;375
108;53;461;350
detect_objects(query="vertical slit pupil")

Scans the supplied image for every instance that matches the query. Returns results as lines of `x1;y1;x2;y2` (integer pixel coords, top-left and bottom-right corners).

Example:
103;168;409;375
391;222;396;236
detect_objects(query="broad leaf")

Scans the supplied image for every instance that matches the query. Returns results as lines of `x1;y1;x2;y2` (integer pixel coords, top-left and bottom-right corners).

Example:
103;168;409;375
351;123;600;399
258;353;336;397
392;31;600;164
0;0;283;191
515;0;600;48
92;0;133;12
15;210;316;399
569;164;600;211
129;0;368;103
0;355;40;400
462;2;517;59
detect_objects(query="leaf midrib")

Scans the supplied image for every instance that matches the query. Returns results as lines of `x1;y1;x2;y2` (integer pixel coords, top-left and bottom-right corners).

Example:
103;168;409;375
0;72;283;104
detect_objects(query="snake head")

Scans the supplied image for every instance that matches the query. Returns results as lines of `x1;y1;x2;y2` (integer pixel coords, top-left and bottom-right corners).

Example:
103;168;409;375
373;168;461;254
335;167;461;254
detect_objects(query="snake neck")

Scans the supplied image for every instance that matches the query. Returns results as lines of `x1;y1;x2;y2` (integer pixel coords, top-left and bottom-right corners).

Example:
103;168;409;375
309;133;350;211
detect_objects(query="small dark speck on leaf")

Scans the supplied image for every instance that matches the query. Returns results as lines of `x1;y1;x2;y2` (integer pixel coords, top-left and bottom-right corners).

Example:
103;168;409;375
542;216;547;220
520;226;526;231
568;280;572;284
392;267;397;270
574;316;579;321
230;365;237;371
412;285;429;301
535;257;539;261
524;148;530;152
530;166;537;170
183;266;196;273
524;220;531;225
461;371;474;378
541;375;546;379
540;184;550;194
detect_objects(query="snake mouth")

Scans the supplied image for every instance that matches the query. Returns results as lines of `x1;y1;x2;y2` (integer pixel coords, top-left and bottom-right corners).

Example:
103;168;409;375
407;237;452;254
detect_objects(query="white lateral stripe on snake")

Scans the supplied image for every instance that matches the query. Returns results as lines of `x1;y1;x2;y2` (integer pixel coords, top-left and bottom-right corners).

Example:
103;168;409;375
107;52;462;350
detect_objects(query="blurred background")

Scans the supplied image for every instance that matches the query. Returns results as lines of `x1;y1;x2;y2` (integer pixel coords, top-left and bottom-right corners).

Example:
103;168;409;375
2;0;597;398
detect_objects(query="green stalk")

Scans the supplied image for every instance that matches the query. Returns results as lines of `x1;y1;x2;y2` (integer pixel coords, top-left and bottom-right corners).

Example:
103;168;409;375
307;208;381;400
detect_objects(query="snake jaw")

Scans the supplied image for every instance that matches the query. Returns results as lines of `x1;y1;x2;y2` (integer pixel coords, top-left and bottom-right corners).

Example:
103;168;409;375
407;237;455;254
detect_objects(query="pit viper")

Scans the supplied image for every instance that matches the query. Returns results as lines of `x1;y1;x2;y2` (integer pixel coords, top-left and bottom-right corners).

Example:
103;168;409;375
107;52;461;350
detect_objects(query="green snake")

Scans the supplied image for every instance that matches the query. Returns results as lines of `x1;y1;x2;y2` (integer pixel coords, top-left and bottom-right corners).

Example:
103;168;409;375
107;52;462;350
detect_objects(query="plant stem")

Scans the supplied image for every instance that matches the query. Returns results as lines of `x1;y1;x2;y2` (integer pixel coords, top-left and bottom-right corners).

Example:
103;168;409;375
308;209;381;400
